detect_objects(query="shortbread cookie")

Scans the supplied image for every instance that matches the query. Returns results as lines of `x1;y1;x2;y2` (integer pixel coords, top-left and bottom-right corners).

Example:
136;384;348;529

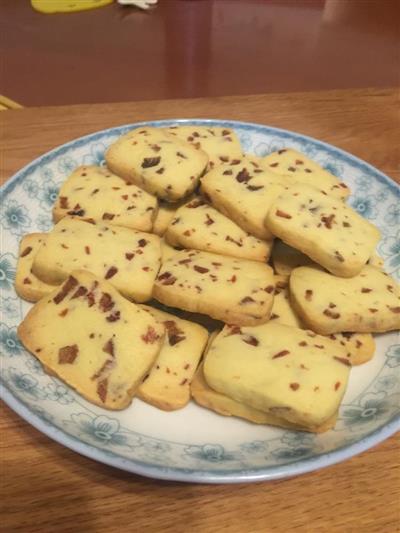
266;183;381;277
271;240;317;277
32;217;161;302
290;265;400;334
165;126;243;168
153;194;197;236
137;306;208;410
153;249;275;325
15;234;55;302
271;276;303;328
368;252;385;270
201;156;289;240
192;363;337;432
326;332;375;366
160;239;181;262
165;198;272;262
105;127;208;202
18;270;164;410
153;201;176;236
271;276;375;365
263;148;350;199
53;165;157;232
203;322;351;427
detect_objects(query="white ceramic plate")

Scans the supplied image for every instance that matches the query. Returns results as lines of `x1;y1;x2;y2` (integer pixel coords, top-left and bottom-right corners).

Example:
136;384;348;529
1;119;399;483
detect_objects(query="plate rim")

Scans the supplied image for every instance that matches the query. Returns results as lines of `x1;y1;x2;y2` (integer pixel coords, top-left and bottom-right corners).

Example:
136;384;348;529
1;118;399;483
2;382;399;483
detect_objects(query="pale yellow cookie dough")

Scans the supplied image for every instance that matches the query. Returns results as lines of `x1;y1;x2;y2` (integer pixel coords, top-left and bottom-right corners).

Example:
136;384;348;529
263;148;350;199
165;125;243;169
15;233;56;302
290;265;400;334
204;322;351;428
137;306;208;410
53;165;157;232
165;198;272;262
201;156;289;240
154;249;275;326
18;270;164;410
266;183;380;277
106;127;208;202
32;217;161;302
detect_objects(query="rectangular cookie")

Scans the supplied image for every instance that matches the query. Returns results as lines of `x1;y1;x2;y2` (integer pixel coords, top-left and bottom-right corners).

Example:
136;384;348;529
191;363;337;433
137;305;208;410
368;252;385;270
32;217;161;302
326;332;375;366
165;126;243;168
271;276;376;365
201;156;289;240
153;201;176;236
153;194;196;237
271;240;317;278
263;148;350;199
15;233;55;302
165;198;272;262
153;249;275;326
203;322;351;428
265;183;381;277
18;270;164;410
53;165;157;232
160;239;181;262
105;126;208;202
290;265;400;334
271;275;303;328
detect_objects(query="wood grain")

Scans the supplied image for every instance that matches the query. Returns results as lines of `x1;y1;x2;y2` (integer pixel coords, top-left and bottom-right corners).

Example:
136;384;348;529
1;89;399;533
2;0;399;106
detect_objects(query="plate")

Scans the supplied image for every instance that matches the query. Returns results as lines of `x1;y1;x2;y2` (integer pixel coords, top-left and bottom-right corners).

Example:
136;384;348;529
1;119;399;483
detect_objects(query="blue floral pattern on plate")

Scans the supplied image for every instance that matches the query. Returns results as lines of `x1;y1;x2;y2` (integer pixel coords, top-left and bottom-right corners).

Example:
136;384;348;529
0;199;31;236
0;119;399;483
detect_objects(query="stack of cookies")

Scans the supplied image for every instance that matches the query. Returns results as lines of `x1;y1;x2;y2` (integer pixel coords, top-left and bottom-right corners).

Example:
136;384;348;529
16;126;400;433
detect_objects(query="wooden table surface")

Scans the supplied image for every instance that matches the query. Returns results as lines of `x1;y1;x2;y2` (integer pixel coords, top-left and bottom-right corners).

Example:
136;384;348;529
1;88;399;533
2;0;399;106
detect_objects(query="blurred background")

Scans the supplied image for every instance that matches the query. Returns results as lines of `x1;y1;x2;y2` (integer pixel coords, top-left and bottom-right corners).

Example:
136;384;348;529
1;0;399;107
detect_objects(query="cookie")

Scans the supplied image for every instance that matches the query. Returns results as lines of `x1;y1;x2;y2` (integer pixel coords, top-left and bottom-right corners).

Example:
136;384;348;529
153;249;275;326
326;332;375;366
153;201;175;236
15;234;55;302
201;156;289;240
271;240;317;277
265;183;381;277
270;276;303;328
368;252;385;270
105;127;208;202
203;322;351;428
153;194;197;236
263;148;350;199
32;217;161;302
160;239;181;262
191;363;337;432
53;165;157;232
271;276;375;365
18;270;164;410
165;198;272;262
137;305;208;410
290;265;400;334
165;126;243;168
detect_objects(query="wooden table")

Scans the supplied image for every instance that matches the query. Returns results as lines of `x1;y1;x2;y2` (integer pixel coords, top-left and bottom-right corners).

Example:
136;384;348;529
1;89;399;533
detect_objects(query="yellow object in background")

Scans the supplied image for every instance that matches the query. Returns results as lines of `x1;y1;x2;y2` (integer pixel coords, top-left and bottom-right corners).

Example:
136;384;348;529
0;95;23;111
31;0;113;14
